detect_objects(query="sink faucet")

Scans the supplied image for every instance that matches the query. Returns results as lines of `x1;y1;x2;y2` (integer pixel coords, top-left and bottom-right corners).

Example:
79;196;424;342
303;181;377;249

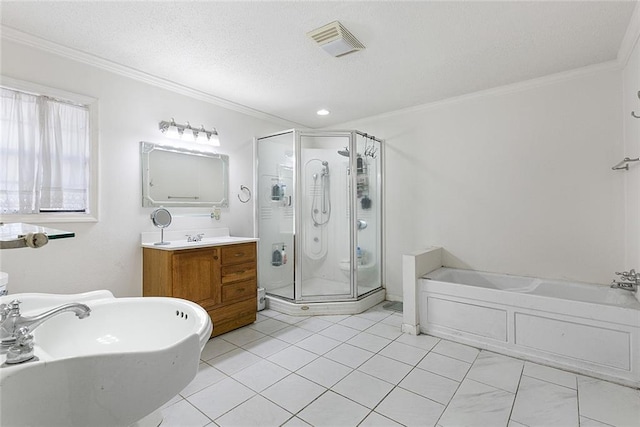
0;300;91;364
611;269;639;292
186;233;204;242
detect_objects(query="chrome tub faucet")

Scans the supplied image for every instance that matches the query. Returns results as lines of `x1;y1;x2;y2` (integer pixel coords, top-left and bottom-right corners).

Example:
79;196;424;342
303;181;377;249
611;269;639;292
1;300;91;364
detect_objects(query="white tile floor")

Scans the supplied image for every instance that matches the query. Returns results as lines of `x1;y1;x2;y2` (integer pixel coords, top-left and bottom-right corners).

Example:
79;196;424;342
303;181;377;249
161;303;640;427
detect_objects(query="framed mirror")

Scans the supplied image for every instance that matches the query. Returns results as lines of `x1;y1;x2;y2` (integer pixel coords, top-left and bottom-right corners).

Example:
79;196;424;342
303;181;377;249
141;142;229;207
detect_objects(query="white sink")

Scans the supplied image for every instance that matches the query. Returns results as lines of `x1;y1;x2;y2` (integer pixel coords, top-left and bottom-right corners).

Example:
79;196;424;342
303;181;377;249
0;291;212;427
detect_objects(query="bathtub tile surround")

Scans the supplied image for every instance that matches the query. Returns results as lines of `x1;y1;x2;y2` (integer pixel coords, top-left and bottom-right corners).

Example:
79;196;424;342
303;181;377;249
160;303;640;427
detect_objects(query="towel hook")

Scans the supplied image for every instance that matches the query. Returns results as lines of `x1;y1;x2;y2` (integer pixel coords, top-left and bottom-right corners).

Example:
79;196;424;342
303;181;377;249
632;91;640;119
238;185;252;203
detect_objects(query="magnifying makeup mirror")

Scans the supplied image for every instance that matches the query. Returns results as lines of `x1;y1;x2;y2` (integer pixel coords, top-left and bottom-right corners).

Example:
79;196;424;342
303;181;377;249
150;208;172;245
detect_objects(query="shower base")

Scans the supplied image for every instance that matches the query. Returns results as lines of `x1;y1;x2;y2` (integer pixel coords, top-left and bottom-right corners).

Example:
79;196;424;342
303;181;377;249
269;277;380;299
266;285;385;316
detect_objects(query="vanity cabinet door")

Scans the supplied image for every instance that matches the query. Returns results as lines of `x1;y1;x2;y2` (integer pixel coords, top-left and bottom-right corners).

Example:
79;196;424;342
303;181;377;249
172;248;221;309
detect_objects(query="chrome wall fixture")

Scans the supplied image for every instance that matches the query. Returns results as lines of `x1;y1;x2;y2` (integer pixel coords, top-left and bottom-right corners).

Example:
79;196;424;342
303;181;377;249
159;118;220;146
612;157;640;171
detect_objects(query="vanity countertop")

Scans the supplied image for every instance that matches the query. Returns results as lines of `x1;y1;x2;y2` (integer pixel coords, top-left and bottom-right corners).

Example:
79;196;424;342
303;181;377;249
141;227;258;251
141;236;258;250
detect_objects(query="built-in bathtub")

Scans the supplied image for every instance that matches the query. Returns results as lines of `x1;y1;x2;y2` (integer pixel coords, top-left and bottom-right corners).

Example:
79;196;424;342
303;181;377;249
402;248;640;388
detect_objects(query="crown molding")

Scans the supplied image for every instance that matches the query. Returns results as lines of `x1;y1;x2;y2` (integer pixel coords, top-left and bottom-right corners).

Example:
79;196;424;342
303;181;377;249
340;60;621;126
617;1;640;68
0;25;301;129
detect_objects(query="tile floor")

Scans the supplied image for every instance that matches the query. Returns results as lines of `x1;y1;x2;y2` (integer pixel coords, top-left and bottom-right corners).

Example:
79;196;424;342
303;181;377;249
160;303;640;427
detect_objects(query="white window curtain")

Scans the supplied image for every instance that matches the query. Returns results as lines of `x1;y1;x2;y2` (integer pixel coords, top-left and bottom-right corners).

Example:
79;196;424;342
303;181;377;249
0;87;89;214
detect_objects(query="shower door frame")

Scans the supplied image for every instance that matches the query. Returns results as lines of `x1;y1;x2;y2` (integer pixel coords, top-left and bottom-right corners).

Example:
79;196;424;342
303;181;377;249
255;129;384;304
295;130;358;302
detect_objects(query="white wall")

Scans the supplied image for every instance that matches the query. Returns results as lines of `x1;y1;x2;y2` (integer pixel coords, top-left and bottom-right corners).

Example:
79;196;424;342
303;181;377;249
340;68;625;299
0;40;284;296
622;36;640;272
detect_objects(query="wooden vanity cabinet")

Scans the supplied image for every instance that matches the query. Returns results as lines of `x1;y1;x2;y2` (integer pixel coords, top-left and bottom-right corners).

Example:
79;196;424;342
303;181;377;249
143;242;257;337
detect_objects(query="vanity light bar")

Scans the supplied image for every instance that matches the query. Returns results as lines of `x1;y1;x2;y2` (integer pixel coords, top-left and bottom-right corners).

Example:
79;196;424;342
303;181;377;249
159;118;220;146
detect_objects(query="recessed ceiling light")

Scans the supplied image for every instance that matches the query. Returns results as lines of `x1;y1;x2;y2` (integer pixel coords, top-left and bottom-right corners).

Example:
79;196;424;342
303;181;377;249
317;109;330;116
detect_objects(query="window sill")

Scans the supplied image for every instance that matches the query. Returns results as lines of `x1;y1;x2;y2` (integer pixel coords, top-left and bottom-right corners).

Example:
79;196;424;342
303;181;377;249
0;213;98;224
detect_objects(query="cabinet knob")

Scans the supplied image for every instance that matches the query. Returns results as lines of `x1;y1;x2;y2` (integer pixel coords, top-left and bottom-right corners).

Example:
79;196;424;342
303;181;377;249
213;256;219;260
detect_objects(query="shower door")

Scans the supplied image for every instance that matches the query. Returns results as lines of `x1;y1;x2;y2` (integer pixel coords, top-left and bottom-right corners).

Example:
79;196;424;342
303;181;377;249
297;132;353;301
256;131;296;300
354;133;382;297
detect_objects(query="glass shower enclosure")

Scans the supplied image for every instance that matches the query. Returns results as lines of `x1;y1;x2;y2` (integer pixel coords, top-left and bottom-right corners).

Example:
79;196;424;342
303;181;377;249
255;130;383;305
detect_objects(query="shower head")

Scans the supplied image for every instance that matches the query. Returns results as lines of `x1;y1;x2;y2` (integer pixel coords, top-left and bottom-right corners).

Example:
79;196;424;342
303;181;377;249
337;148;349;157
322;161;328;166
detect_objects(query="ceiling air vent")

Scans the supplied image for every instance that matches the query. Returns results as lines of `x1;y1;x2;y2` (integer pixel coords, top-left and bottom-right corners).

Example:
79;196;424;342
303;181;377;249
307;21;365;58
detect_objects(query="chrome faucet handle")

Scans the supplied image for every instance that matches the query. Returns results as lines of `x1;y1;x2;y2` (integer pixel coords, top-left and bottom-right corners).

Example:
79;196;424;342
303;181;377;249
6;326;35;364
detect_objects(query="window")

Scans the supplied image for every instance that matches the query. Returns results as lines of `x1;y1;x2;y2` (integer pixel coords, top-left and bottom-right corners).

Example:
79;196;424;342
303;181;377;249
0;77;98;222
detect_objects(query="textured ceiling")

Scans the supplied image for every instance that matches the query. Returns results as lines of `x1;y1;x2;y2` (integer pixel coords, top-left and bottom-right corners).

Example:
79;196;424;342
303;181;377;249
0;1;636;128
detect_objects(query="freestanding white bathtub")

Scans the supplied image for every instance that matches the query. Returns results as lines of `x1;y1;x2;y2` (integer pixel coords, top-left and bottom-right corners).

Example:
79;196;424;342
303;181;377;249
416;267;640;388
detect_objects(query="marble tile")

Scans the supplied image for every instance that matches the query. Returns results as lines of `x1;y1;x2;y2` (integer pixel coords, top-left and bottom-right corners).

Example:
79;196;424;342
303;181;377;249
215;395;292;427
417;351;472;382
358;354;413;385
160;399;212;427
180;362;227;397
319;323;360;342
241;335;290;358
510;375;578;427
200;338;238;361
281;417;312;427
297;391;370;427
466;351;523;393
267;345;318;371
394;333;440;351
577;376;640;427
522;361;577;389
248;318;289;334
431;339;479;363
379;341;429;366
219;328;266;347
379;313;403;327
274;313;309;324
259;309;282;318
438;379;515;427
324;343;374;368
579;416;615;427
318;314;351;323
376;387;444;427
364;322;403;340
338;315;377;331
346;331;392;353
261;373;326;413
359;411;403;427
208;347;263;375
270;325;314;344
296;356;353;387
231;359;290;392
355;309;392;323
187;377;255;421
399;367;460;405
295;333;341;355
332;370;395;409
295;317;333;332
